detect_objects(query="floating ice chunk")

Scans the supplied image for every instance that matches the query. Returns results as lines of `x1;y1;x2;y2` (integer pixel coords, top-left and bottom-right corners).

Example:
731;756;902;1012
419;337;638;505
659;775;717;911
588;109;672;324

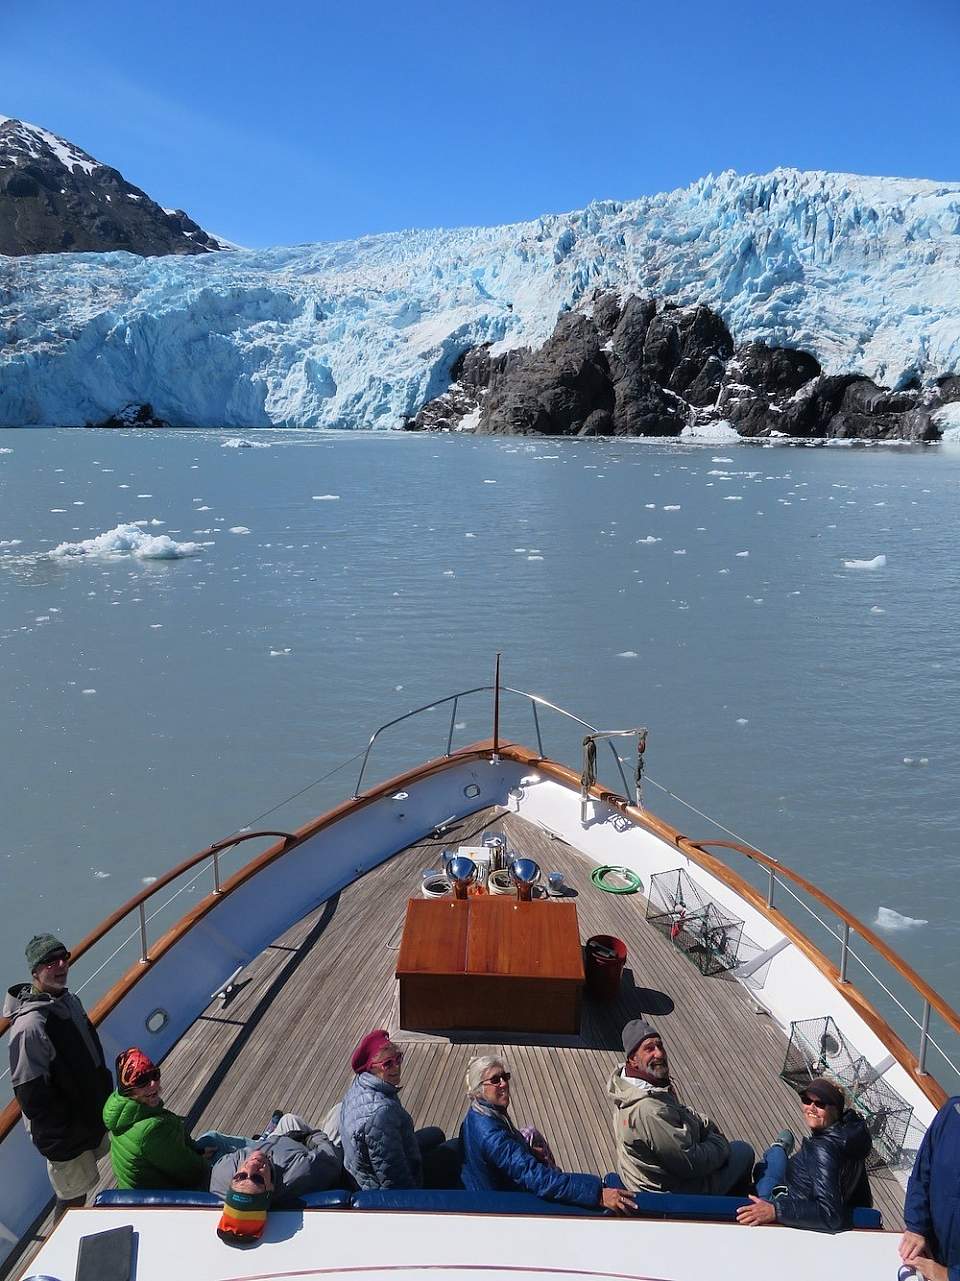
136;493;153;498
527;555;543;561
735;551;749;557
736;718;748;725
312;494;340;500
442;569;455;575
92;870;110;879
269;647;292;656
0;539;22;547
663;505;681;511
673;549;686;555
712;457;733;463
81;688;96;695
0;447;12;454
465;532;476;538
636;536;661;544
723;495;744;501
843;554;886;569
870;606;886;614
617;651;638;658
644;503;656;509
222;437;270;448
228;526;251;534
142;876;157;885
680;420;741;443
482;479;496;484
49;524;201;561
875;906;928;931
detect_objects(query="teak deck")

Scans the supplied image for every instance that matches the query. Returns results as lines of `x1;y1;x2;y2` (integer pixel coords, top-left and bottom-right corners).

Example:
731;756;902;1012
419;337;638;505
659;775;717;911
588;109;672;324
92;804;907;1228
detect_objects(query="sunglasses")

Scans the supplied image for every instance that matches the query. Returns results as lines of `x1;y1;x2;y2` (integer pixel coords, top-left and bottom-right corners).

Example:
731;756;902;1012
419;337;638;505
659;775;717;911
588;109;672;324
483;1072;511;1086
39;953;70;969
375;1053;404;1070
239;1171;266;1188
132;1068;161;1088
800;1093;829;1108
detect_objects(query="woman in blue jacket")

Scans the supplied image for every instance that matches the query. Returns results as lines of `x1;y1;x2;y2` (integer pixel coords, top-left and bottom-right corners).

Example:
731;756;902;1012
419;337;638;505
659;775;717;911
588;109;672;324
459;1055;632;1213
736;1076;872;1232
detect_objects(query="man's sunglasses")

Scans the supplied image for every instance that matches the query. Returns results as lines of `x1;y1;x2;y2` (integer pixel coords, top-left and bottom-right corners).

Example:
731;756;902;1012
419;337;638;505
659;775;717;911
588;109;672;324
39;953;70;969
240;1171;266;1187
799;1093;829;1108
375;1053;404;1070
483;1072;511;1086
132;1068;161;1088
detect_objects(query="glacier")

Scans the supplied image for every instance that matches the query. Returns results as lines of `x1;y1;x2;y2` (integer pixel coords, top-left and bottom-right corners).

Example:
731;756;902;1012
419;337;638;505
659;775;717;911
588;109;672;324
2;167;960;429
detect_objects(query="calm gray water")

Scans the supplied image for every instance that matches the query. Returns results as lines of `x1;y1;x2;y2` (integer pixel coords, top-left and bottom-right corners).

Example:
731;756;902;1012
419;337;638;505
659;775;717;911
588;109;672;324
2;428;959;1073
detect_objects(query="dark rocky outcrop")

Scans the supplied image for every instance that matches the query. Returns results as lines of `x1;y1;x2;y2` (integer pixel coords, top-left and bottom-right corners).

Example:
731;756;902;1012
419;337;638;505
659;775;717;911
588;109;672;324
88;403;170;429
405;291;958;442
0;117;223;256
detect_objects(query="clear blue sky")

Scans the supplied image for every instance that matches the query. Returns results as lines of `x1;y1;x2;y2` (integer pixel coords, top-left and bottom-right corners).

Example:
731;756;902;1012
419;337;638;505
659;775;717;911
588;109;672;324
2;0;957;248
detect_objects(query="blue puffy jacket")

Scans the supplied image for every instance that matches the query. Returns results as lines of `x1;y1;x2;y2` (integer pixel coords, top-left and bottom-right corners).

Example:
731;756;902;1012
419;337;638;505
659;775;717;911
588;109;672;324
773;1109;872;1232
460;1106;601;1207
905;1097;960;1280
340;1073;421;1190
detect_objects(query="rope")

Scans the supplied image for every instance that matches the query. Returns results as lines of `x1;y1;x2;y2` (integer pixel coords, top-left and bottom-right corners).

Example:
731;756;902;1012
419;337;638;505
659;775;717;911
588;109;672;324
581;736;597;795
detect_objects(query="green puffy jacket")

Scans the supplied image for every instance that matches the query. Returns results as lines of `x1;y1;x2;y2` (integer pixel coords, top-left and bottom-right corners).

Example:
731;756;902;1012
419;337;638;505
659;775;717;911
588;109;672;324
102;1089;206;1189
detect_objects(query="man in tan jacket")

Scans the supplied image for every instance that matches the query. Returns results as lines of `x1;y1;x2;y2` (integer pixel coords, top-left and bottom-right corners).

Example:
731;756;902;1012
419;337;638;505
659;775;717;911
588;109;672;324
606;1019;754;1195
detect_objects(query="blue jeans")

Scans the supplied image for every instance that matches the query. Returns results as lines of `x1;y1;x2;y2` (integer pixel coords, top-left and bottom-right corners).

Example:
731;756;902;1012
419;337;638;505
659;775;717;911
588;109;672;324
193;1130;250;1161
754;1143;790;1199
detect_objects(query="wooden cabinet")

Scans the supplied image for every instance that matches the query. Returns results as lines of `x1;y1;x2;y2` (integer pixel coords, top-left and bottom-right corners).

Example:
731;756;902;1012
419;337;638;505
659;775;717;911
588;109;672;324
396;897;584;1034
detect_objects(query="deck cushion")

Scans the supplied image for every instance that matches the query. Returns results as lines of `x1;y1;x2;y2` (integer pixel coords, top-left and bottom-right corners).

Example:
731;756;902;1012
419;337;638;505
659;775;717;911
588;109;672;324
94;1189;222;1207
352;1189;604;1217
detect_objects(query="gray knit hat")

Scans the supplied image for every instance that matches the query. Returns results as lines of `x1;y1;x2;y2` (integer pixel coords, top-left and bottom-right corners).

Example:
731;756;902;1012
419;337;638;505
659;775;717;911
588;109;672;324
622;1018;660;1057
26;934;69;972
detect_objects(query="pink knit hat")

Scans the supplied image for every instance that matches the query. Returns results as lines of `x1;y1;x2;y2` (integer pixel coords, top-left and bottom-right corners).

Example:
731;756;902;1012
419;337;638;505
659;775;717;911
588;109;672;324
351;1028;390;1073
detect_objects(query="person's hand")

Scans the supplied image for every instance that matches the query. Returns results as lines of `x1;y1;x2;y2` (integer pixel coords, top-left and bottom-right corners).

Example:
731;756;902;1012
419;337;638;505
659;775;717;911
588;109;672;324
910;1258;948;1281
900;1232;928;1264
601;1187;636;1214
735;1196;777;1226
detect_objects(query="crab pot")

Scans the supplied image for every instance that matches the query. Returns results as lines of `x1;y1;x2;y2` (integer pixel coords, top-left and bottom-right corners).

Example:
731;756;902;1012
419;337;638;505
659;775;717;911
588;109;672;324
646;867;744;976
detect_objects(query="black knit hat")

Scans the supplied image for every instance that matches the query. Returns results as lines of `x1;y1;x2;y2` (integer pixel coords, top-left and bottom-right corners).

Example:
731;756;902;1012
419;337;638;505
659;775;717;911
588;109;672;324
26;934;69;972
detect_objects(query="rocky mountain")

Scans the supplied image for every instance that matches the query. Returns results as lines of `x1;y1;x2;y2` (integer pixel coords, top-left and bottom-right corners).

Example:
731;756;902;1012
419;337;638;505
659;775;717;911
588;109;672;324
2;166;959;431
0;116;222;256
405;293;959;440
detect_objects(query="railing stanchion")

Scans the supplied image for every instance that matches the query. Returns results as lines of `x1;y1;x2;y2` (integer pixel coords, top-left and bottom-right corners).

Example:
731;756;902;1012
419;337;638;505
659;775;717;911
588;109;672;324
766;868;775;908
918;1000;932;1075
138;904;148;964
839;921;850;983
213;849;222;894
446;697;458;757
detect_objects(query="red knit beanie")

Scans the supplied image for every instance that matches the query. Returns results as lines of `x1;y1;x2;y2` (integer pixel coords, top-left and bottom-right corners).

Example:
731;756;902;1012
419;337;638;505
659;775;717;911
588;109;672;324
351;1028;390;1073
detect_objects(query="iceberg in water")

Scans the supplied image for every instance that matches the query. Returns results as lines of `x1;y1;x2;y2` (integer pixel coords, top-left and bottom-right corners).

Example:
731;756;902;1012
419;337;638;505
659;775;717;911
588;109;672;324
49;523;202;560
875;906;929;931
2;168;960;428
843;554;886;569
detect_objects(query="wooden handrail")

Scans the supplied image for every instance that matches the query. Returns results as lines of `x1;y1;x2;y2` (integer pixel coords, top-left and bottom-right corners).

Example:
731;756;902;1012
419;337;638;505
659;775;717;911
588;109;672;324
0;742;504;1146
0;831;296;1042
496;744;959;1108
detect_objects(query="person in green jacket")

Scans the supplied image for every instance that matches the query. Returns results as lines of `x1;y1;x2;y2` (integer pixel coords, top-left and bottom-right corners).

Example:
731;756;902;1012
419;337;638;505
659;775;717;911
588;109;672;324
103;1047;209;1190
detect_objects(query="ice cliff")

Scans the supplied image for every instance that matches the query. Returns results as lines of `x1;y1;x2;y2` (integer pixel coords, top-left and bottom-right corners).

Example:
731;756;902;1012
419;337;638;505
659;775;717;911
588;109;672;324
2;167;959;428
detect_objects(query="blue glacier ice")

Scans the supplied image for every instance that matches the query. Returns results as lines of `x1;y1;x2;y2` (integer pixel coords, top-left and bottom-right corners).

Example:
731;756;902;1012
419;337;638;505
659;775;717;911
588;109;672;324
2;167;959;428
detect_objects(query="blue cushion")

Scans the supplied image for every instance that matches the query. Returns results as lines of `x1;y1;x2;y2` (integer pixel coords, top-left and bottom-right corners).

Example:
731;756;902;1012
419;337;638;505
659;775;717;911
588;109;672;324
352;1189;604;1217
94;1189;222;1207
299;1190;353;1209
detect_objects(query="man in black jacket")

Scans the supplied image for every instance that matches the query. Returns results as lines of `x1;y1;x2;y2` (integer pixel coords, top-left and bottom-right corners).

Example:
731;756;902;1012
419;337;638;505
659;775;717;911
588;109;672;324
3;934;112;1209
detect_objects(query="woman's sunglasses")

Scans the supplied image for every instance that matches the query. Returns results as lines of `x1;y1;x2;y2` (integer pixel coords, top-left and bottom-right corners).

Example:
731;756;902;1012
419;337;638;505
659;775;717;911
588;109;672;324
799;1093;828;1108
375;1053;404;1070
483;1072;511;1086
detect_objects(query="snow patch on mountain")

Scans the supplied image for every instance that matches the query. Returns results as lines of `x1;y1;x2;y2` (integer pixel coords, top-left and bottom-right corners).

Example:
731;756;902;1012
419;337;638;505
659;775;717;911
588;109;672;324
2;167;960;427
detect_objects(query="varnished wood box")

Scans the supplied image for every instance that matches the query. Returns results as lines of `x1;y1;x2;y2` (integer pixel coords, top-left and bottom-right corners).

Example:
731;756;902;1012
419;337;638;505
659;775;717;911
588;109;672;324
396;897;584;1034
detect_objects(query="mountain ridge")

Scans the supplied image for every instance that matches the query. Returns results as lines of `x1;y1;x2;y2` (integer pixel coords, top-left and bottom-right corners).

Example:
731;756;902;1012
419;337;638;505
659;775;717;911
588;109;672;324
0;115;222;256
